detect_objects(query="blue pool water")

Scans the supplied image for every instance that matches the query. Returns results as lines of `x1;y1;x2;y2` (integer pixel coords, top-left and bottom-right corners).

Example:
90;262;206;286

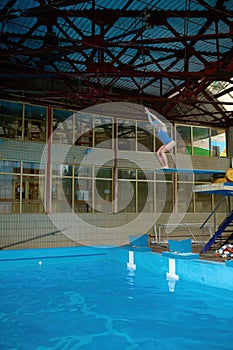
1;252;233;350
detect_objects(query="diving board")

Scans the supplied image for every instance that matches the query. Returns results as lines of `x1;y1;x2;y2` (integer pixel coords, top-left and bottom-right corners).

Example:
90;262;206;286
156;168;226;175
193;182;233;196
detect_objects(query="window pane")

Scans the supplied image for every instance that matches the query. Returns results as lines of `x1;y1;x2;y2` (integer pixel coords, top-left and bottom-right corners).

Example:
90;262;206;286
94;179;112;213
25;104;47;142
118;169;136;179
211;129;226;157
74;113;93;147
94;115;113;149
52;109;73;144
177;182;194;212
60;165;72;177
74;165;92;178
0;160;21;173
137;121;154;152
21;176;45;213
138;170;154;180
0;174;14;213
118;180;136;212
117;119;136;151
176;125;192;154
51;177;72;213
156;182;173;212
23;162;45;175
74;178;92;213
193;127;210;156
138;181;154;212
94;167;112;178
0;100;23;140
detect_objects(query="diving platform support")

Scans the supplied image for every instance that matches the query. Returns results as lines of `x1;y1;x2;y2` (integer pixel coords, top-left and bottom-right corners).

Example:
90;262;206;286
193;174;233;254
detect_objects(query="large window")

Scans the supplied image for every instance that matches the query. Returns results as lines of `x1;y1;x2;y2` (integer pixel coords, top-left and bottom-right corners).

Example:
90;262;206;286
0;159;228;214
0;100;226;157
176;124;226;157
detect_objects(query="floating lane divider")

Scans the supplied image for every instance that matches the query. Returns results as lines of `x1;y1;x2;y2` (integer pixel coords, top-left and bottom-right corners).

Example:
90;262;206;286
166;258;179;292
127;251;136;270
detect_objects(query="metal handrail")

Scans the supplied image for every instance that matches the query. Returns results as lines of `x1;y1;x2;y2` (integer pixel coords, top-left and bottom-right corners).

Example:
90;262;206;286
200;196;229;248
200;196;227;231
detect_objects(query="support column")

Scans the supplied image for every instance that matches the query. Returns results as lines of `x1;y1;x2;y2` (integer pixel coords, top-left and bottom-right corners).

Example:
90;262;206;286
113;119;118;214
45;107;52;214
227;126;233;163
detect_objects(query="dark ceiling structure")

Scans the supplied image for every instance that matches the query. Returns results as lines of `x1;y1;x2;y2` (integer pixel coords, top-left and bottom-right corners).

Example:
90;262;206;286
0;0;232;127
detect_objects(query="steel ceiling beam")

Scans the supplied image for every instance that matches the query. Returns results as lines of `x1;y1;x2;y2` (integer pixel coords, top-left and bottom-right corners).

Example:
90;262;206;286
0;1;232;127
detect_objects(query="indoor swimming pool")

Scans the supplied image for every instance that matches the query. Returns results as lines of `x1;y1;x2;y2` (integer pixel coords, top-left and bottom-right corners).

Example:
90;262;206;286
1;247;233;349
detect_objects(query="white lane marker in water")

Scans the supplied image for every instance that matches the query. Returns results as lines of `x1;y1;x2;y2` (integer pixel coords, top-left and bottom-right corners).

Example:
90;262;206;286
127;251;136;270
166;258;179;292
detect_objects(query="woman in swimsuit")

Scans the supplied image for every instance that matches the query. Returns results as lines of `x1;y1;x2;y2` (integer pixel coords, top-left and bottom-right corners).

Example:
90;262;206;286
145;107;175;168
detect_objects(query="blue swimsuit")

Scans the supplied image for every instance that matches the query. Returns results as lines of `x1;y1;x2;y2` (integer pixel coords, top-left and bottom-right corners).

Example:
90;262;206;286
157;129;173;145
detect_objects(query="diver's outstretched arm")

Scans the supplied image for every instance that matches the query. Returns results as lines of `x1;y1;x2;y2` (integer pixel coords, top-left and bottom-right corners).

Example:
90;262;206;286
145;107;163;127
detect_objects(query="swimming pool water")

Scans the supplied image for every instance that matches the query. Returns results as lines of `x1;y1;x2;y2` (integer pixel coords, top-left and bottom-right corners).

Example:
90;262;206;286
1;254;233;350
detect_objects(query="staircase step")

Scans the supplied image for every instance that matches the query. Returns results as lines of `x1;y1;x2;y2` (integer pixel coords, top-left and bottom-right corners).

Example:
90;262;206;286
201;210;233;253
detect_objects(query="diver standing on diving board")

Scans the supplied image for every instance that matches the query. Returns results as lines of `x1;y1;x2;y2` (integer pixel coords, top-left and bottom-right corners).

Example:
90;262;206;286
145;107;175;169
